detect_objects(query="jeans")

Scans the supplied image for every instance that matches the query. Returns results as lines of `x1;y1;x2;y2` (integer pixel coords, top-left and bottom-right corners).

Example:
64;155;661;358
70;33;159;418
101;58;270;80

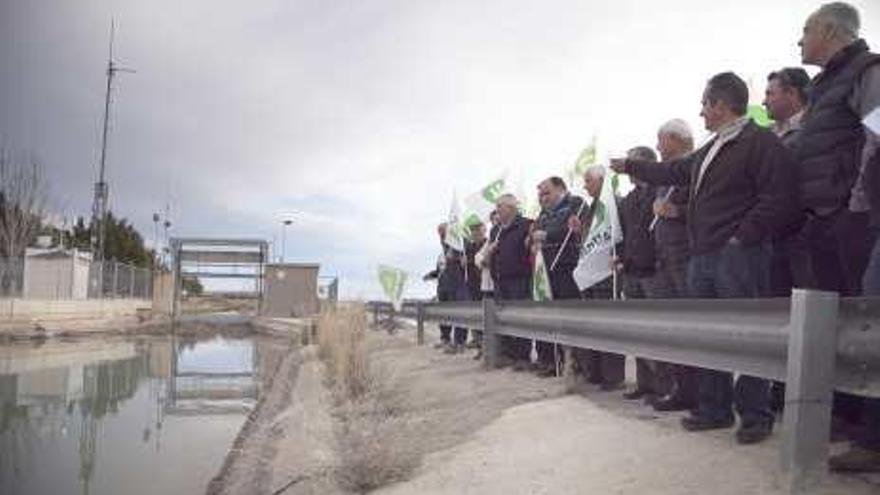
687;241;773;425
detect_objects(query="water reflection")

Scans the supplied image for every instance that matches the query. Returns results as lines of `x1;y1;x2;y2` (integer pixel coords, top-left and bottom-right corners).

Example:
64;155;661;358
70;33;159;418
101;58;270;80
0;334;285;495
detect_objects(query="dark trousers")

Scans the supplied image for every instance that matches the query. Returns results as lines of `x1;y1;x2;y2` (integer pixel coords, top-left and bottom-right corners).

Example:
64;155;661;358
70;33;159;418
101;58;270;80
687;242;773;425
807;210;874;297
861;235;880;452
808;211;877;433
652;243;699;403
578;277;625;385
536;268;582;368
769;229;815;297
623;274;669;394
438;285;469;345
496;275;532;361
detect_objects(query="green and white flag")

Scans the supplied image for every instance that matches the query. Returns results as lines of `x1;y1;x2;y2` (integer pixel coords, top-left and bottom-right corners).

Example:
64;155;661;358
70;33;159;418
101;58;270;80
377;264;407;311
445;192;467;253
462;174;507;228
747;104;774;128
573;168;623;290
532;250;553;302
566;136;598;194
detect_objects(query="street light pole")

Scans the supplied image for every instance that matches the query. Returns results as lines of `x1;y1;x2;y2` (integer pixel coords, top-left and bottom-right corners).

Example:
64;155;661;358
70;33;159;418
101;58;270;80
281;219;293;263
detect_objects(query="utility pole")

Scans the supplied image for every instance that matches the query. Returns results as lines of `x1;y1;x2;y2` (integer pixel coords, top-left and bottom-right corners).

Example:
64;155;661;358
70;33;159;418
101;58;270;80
90;20;134;263
281;219;292;263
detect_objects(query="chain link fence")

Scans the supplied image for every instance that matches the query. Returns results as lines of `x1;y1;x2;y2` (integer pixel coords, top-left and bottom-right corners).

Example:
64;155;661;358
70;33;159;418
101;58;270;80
0;256;152;300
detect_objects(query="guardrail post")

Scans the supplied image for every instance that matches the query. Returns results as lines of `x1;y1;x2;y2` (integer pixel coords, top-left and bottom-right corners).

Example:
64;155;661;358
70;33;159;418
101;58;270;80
416;302;425;346
781;289;839;493
482;298;500;369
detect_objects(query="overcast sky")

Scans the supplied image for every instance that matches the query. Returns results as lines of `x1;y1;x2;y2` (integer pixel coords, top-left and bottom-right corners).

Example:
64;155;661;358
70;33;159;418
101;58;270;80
1;0;878;299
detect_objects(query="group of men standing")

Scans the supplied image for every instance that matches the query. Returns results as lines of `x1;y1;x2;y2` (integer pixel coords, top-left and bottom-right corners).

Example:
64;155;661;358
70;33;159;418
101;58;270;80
425;1;880;473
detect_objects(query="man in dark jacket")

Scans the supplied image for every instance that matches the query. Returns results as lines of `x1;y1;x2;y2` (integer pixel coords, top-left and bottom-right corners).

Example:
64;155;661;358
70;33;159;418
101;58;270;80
532;177;587;376
617;146;664;401
570;166;626;390
423;223;470;350
764;67;814;298
465;221;487;350
489;193;534;365
649;119;700;413
612;72;799;444
796;2;880;472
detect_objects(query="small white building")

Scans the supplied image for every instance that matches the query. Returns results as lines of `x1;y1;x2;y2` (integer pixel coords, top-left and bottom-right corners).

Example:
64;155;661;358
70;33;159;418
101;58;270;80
22;248;92;300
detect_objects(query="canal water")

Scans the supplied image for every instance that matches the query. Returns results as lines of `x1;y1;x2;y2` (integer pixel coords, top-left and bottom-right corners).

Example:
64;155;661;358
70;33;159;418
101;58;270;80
0;333;288;495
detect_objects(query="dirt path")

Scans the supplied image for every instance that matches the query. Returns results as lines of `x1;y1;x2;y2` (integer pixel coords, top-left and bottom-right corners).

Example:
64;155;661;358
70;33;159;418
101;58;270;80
217;321;880;494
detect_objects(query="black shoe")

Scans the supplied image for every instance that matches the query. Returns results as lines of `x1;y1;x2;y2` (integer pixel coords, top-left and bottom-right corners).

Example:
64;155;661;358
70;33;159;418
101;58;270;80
829;446;880;472
681;413;735;432
653;395;696;412
536;366;558;378
512;360;531;372
623;389;651;400
600;382;625;392
736;421;773;445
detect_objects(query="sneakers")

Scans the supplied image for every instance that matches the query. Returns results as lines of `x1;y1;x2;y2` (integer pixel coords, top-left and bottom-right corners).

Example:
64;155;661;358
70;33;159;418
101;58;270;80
681;413;735;432
735;420;773;445
829;446;880;472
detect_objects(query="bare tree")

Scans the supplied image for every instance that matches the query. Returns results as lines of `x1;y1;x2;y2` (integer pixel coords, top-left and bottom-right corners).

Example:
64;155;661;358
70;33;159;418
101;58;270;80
0;146;47;258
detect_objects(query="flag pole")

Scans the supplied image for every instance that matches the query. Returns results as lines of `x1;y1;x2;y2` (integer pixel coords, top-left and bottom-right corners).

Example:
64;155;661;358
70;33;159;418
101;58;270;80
648;187;675;232
549;198;588;272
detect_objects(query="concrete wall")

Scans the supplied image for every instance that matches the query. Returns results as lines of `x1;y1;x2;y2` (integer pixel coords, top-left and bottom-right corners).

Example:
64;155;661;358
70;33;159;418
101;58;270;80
0;299;152;323
262;264;320;317
22;255;91;300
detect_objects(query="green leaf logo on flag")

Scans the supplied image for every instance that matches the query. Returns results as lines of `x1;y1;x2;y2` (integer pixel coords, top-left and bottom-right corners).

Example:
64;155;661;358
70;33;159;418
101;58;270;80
610;174;621;195
747;104;774;128
574;138;598;175
532;251;553;301
481;178;506;203
378;265;407;311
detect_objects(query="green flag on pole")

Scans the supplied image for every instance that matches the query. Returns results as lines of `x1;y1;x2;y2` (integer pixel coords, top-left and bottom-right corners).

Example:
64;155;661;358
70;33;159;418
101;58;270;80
445;192;467;253
462;174;507;228
573;168;623;290
566;136;598;192
747;104;774;128
532;250;553;302
377;264;407;311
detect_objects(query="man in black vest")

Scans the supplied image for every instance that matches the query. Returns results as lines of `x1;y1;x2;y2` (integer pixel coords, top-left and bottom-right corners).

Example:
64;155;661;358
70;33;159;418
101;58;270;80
798;2;880;298
612;72;799;444
797;2;880;472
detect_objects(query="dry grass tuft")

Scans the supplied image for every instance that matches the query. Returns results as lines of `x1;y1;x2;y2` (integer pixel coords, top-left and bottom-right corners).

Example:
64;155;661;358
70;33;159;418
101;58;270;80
316;304;416;493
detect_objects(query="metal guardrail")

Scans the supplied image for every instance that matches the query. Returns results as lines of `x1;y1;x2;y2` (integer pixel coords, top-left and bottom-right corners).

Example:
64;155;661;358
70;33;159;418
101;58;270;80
366;290;880;493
